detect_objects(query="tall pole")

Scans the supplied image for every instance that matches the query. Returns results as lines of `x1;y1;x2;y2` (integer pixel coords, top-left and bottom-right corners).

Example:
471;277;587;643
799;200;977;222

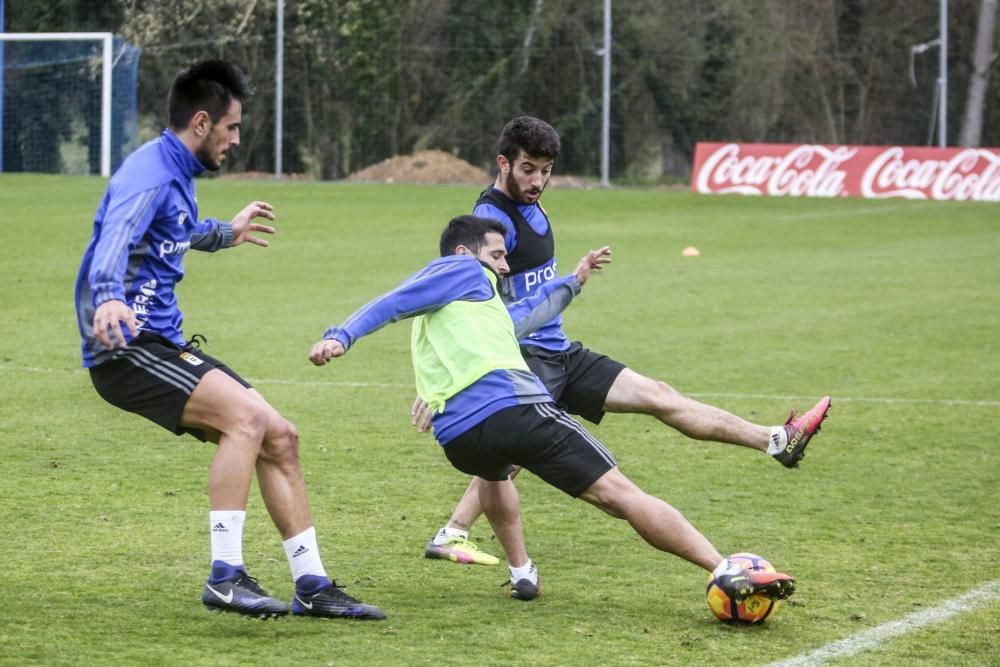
274;0;284;179
939;0;948;146
1;0;6;173
600;0;611;187
100;33;112;177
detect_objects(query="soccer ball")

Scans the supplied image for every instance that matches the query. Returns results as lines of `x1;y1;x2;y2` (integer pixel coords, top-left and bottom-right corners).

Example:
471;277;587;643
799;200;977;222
706;552;782;624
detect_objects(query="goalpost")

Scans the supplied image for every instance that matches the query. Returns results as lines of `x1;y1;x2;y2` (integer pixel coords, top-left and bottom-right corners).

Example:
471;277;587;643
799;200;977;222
0;32;138;177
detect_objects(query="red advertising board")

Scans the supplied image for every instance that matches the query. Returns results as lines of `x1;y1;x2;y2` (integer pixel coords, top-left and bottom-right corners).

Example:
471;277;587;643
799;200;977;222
691;142;1000;201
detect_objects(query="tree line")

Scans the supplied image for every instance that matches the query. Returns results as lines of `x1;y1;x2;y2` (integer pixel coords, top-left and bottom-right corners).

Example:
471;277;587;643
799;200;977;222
5;0;997;179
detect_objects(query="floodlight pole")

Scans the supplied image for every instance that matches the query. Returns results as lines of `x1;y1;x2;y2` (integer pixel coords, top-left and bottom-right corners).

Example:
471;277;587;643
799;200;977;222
600;0;611;188
274;0;284;179
938;0;948;146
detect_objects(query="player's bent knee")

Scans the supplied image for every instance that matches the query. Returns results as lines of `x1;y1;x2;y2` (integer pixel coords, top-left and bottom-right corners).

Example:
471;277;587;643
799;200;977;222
634;381;696;423
226;401;270;443
261;418;300;463
650;380;686;408
184;370;271;440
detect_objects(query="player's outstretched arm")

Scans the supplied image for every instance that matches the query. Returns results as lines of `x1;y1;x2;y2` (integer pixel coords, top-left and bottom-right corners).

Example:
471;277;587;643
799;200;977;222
309;339;346;366
230;200;276;247
573;245;611;286
508;248;609;339
312;256;493;368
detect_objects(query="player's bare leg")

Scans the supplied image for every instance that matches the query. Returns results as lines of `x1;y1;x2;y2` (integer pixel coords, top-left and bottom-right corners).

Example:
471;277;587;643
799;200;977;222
578;466;724;570
258;403;386;621
247;389;315;539
443;476;485;532
578;466;795;601
182;370;290;617
603;369;770;451
182;370;269;511
478;478;528;567
425;470;522;566
444;467;522;530
185;372;385;619
479;477;538;600
185;377;315;538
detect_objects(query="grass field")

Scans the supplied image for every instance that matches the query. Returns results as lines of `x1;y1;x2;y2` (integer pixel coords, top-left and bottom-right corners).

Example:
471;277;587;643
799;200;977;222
1;173;998;666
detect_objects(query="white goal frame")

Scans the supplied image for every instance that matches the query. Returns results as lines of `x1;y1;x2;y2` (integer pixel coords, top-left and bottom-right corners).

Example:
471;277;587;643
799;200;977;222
0;32;114;176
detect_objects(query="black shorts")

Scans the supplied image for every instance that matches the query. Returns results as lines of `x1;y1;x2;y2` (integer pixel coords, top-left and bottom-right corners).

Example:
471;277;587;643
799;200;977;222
443;402;617;497
521;342;627;424
88;332;251;441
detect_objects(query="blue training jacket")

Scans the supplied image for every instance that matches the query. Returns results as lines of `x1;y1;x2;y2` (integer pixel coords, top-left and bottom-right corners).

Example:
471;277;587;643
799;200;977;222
322;254;581;444
74;130;233;367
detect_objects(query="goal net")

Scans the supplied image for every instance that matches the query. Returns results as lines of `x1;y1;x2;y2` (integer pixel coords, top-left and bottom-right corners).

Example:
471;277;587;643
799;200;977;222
0;33;140;176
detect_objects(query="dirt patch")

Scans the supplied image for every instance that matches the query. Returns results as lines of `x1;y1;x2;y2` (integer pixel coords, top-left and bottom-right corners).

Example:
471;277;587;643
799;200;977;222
347;149;490;185
224;150;600;188
347;150;599;188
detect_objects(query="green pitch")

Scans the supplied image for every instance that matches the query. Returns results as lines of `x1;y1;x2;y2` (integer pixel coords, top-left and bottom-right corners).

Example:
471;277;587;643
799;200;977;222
1;174;997;666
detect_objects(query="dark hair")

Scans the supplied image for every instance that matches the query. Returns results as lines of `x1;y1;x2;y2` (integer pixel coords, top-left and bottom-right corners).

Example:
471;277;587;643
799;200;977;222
498;116;561;163
439;215;507;257
167;60;251;130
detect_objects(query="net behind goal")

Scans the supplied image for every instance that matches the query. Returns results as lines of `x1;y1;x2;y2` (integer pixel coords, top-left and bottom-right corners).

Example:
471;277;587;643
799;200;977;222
0;33;140;176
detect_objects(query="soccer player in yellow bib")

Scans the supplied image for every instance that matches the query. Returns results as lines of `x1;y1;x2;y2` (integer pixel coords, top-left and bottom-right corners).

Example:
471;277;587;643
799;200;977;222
310;215;795;605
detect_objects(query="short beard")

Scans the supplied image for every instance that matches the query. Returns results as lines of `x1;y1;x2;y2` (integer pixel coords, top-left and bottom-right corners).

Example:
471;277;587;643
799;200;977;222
505;170;543;204
196;146;222;172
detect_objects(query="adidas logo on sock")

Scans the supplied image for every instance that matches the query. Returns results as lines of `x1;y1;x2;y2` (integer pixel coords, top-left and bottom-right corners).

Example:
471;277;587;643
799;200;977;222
292;544;309;558
212;523;228;532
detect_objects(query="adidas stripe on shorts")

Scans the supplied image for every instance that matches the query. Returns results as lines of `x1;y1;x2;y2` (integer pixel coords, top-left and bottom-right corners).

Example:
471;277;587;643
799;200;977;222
89;332;251;441
443;401;617;497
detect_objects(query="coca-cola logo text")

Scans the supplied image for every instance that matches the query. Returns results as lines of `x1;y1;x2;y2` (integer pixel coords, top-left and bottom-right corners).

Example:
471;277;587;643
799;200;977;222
692;142;1000;202
861;147;1000;200
695;143;855;197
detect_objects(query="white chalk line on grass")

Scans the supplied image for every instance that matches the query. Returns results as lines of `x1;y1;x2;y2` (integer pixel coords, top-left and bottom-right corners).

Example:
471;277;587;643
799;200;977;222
2;364;998;407
764;579;1000;667
251;377;408;388
686;391;1000;408
735;204;914;224
0;364;411;389
778;205;911;221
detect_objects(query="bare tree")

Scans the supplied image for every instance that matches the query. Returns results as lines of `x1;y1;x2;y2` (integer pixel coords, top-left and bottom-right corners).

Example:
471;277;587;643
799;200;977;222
958;0;998;146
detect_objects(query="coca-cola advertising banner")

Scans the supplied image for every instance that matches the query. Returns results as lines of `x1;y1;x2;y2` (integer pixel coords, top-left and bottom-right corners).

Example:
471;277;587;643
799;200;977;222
691;142;1000;201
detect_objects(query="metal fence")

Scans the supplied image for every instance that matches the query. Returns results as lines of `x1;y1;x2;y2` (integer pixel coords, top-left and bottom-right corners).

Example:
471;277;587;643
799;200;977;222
1;0;990;181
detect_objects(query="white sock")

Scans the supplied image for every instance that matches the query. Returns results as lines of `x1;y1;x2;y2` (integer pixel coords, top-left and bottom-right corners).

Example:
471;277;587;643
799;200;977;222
209;510;246;567
433;526;469;545
766;426;788;455
509;559;538;585
283;527;328;581
713;558;743;578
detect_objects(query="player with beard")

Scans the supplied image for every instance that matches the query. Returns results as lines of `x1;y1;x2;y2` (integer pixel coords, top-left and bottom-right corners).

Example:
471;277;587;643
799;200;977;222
420;116;832;568
74;59;384;620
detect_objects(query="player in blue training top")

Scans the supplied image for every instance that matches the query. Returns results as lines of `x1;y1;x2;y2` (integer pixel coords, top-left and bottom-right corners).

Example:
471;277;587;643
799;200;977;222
310;215;797;604
420;116;832;567
74;59;383;621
